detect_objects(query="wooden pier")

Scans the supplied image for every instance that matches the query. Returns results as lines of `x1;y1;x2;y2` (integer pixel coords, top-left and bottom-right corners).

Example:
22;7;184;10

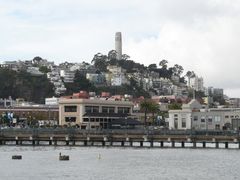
0;128;240;149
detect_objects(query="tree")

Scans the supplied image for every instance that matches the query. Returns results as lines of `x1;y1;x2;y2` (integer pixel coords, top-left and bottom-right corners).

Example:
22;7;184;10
185;71;195;87
64;70;96;95
121;54;130;61
0;68;54;103
91;53;108;72
39;66;51;74
173;64;184;76
108;50;118;65
168;102;182;110
148;64;157;70
108;50;117;59
140;99;158;126
149;102;159;125
159;59;168;69
32;56;43;64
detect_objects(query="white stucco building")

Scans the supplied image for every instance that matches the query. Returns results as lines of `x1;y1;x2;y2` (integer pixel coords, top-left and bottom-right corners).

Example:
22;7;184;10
168;99;240;130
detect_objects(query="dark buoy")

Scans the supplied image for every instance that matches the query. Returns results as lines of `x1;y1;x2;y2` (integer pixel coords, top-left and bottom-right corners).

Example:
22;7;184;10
59;152;69;161
12;155;22;160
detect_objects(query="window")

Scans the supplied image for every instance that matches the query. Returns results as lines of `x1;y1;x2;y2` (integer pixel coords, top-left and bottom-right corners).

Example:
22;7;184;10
225;115;229;118
64;106;77;112
215;124;220;130
201;116;205;123
208;116;213;124
193;116;198;121
182;118;186;128
214;116;221;122
85;106;92;113
65;117;76;122
174;114;178;117
102;106;115;113
118;107;130;114
109;107;115;113
85;106;99;113
83;118;89;122
174;121;178;129
92;106;99;113
102;107;108;113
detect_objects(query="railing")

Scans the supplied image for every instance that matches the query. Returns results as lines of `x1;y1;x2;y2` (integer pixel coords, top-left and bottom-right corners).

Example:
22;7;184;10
0;127;238;137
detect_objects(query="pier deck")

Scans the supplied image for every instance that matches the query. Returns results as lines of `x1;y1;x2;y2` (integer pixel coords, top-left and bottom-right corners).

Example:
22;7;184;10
0;128;239;149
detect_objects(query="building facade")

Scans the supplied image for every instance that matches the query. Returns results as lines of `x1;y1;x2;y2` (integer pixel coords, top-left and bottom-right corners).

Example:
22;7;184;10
59;97;134;129
168;99;240;130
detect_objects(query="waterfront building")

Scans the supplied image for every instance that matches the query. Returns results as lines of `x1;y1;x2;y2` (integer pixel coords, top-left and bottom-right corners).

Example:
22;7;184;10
0;106;58;125
168;99;240;130
59;92;134;129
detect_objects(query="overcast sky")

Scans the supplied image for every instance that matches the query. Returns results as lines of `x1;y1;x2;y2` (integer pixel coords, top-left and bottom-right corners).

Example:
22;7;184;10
0;0;240;97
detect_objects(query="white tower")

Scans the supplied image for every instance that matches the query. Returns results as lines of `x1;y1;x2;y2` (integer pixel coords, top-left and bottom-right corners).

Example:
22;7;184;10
115;32;122;60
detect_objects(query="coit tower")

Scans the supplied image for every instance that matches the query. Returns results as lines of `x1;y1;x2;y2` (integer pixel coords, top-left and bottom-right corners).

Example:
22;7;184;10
115;32;122;60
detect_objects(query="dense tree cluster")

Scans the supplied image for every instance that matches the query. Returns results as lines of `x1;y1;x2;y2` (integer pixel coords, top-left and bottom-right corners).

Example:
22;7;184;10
64;70;96;95
0;68;54;103
91;50;145;73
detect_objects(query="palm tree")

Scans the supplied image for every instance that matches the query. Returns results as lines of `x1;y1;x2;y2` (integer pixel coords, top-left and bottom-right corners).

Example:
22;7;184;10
149;102;159;125
140;99;152;126
140;100;159;126
185;71;195;87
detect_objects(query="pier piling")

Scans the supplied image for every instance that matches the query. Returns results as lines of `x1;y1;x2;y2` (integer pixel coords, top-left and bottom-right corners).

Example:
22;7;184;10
150;141;153;147
66;141;69;146
203;142;206;148
129;141;133;147
181;141;185;148
160;141;164;148
225;142;228;149
193;142;196;148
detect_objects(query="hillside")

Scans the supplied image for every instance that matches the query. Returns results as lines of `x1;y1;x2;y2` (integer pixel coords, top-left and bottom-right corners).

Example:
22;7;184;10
0;68;54;103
